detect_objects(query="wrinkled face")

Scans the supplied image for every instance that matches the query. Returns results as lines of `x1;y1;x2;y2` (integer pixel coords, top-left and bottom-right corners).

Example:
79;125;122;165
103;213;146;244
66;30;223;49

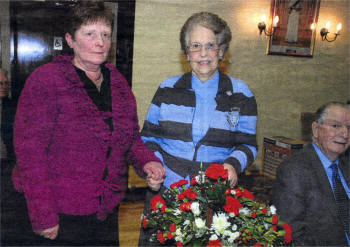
188;26;223;82
312;105;350;161
65;21;112;69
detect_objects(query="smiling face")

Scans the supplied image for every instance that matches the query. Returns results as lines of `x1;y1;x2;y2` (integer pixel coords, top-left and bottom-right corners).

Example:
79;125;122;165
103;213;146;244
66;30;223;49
65;20;112;70
188;26;224;82
312;105;350;161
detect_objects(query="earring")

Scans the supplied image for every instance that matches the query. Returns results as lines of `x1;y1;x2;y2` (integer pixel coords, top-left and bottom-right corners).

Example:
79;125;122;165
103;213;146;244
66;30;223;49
187;55;190;61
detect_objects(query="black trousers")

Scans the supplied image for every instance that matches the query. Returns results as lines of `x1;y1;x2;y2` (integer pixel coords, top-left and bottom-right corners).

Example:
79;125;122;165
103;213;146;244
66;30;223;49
1;161;119;246
25;208;120;246
2;177;119;246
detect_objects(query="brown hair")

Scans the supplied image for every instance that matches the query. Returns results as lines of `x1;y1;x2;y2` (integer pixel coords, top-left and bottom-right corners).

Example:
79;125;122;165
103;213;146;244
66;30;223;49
66;0;114;38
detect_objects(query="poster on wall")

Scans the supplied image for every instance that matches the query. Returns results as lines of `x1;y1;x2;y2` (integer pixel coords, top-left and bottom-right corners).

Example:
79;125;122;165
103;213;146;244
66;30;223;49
267;0;321;57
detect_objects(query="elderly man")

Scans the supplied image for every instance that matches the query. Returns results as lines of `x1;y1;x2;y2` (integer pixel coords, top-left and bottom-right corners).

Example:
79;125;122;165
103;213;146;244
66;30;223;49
272;101;350;246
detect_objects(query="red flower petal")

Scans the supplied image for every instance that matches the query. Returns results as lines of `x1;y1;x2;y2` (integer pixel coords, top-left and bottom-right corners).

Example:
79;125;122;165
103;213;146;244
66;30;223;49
206;240;222;247
205;163;228;180
157;231;165;244
272;215;278;225
283;223;293;243
169;223;177;233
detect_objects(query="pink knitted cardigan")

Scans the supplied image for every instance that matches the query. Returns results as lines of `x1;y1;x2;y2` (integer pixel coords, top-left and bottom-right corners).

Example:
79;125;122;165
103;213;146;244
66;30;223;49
13;55;159;231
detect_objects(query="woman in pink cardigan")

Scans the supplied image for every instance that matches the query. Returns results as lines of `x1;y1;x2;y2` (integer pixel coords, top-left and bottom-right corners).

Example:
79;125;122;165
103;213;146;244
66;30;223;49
13;1;165;245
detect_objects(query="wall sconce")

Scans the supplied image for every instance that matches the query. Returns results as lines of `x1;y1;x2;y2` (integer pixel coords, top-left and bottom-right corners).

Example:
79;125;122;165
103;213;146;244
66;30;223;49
258;15;279;36
320;21;342;42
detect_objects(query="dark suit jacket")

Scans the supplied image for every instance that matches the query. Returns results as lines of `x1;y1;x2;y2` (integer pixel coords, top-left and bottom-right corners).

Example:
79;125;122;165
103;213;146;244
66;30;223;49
272;143;349;246
1;96;17;161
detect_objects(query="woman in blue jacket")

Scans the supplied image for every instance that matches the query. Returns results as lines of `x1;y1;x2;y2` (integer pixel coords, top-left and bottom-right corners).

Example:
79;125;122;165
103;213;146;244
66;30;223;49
139;12;258;246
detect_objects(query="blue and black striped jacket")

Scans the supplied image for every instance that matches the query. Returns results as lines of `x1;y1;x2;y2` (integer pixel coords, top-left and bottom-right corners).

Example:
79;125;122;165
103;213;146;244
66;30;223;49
141;71;257;188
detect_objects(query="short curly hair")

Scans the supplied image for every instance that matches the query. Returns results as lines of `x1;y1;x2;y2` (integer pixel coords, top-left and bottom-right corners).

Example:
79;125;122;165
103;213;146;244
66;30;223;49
180;12;232;55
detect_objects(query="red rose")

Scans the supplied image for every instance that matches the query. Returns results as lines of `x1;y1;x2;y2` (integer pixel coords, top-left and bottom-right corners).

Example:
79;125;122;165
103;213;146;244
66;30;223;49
206;240;222;247
272;225;277;232
177;193;185;200
180;202;192;211
157;231;165;244
251;212;257;218
150;195;166;211
184;188;198;200
161;205;166;214
190;177;198;185
225;188;232;195
253;243;262;247
167;232;173;239
272;215;278;225
242;189;254;200
283;223;293;243
170;179;188;188
205;163;228;180
169;223;177;233
261;208;268;214
142;218;148;228
176;241;183;247
223;196;243;215
234;188;243;197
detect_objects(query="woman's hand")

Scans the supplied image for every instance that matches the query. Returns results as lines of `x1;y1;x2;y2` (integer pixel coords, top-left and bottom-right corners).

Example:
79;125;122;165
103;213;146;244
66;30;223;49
37;224;59;240
223;163;238;187
143;161;166;191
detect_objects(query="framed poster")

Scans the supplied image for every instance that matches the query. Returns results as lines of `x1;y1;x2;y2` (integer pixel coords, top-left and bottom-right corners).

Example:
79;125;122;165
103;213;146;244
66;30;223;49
267;0;321;57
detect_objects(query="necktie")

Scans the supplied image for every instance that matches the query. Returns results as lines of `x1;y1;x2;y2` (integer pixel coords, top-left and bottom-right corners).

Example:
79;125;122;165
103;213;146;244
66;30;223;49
331;162;349;234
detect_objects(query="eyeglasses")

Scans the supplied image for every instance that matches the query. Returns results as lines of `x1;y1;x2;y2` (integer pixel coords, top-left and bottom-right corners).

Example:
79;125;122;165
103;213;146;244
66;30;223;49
188;42;219;52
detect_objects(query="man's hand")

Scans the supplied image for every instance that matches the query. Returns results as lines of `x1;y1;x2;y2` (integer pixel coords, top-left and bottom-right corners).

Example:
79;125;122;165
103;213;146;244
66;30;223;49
223;163;238;187
37;224;59;240
143;161;166;191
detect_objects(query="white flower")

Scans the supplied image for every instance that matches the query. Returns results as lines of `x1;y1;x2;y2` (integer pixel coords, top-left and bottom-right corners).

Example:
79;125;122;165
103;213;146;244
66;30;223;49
239;207;250;215
264;222;270;230
231;224;237;231
173;208;181;216
191;202;201;216
270;205;277;215
209;234;218;240
194;218;206;228
175;228;183;242
212;213;230;235
175;235;183;242
223;230;232;236
184;220;190;225
227;231;240;243
228;212;236;217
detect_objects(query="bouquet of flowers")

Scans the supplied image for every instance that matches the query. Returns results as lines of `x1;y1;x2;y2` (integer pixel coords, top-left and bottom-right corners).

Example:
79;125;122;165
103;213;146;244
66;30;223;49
142;163;293;247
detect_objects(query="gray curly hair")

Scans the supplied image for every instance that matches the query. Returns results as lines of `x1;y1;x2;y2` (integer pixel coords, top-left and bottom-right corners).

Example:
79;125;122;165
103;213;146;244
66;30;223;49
180;12;232;56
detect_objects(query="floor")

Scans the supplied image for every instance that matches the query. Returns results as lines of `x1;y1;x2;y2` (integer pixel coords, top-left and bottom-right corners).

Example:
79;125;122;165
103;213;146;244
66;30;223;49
1;159;273;247
118;201;144;247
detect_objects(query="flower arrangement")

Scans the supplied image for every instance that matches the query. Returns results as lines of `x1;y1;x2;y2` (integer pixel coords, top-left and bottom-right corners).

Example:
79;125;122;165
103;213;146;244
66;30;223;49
142;163;293;247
